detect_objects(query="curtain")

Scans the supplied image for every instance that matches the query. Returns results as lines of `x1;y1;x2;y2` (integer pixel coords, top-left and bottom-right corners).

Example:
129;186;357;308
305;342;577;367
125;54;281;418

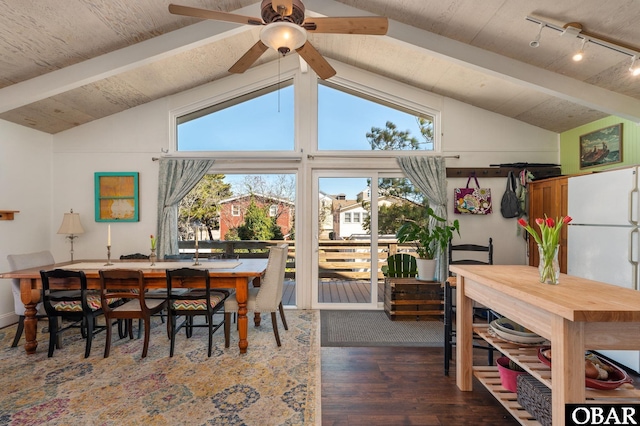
397;156;450;280
157;158;214;258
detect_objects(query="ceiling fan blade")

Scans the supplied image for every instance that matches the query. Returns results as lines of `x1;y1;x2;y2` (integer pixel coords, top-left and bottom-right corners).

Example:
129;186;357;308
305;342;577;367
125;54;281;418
303;16;388;35
168;4;263;26
228;41;269;74
296;42;336;80
272;0;293;17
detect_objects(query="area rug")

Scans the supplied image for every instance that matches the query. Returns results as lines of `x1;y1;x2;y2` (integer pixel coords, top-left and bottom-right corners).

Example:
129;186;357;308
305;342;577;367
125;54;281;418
321;310;444;347
0;310;320;425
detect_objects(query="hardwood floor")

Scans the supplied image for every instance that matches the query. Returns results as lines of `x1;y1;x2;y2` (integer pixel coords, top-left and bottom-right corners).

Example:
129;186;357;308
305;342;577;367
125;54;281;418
321;346;519;426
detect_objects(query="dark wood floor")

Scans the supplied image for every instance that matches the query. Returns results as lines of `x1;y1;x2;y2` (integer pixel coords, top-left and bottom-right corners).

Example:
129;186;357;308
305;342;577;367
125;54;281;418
321;346;519;426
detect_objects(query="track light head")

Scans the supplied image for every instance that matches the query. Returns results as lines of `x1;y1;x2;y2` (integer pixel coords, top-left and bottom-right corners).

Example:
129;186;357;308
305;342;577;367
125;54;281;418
530;23;543;48
630;56;640;76
572;39;587;62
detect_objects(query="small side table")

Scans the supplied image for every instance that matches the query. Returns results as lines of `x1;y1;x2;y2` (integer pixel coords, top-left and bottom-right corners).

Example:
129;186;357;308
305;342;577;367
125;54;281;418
384;277;444;321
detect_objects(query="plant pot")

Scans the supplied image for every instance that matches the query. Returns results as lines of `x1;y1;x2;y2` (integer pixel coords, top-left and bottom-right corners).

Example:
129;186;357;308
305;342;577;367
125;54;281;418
496;356;528;393
416;258;437;281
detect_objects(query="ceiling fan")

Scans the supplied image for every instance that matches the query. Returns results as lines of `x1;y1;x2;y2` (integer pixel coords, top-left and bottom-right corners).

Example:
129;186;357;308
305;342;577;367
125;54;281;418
168;1;389;80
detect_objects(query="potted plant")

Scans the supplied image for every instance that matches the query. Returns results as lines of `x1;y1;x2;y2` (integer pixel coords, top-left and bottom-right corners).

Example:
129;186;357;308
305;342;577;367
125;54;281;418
396;206;460;280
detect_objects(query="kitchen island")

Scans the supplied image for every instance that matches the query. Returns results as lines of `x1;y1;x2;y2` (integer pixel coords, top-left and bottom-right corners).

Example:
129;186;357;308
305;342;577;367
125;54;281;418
451;265;640;426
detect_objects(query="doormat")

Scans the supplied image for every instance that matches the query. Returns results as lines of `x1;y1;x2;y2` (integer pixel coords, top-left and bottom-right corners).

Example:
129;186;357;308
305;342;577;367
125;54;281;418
320;310;444;347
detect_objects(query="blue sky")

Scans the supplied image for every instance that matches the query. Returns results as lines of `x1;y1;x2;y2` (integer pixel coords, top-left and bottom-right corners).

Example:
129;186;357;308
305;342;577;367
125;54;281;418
177;84;429;152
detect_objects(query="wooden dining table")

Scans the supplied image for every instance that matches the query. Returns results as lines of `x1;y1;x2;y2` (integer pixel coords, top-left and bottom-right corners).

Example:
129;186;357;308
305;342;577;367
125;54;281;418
0;258;268;355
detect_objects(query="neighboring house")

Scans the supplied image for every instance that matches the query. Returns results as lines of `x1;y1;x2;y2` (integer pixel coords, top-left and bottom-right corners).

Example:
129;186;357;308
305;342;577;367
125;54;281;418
218;194;294;240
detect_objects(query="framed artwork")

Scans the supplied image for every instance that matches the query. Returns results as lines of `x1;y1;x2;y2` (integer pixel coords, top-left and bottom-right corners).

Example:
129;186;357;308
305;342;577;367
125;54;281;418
579;123;623;169
95;172;139;222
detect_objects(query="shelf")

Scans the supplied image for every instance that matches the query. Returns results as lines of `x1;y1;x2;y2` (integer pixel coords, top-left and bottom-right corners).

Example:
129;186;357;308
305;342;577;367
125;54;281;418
473;326;640;421
0;210;19;220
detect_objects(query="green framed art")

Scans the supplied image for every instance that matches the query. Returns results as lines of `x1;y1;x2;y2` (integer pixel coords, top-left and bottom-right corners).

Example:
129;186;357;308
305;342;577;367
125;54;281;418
94;172;139;222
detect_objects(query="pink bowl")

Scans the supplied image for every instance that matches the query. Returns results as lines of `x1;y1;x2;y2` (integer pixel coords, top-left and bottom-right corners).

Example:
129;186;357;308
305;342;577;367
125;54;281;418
496;356;528;393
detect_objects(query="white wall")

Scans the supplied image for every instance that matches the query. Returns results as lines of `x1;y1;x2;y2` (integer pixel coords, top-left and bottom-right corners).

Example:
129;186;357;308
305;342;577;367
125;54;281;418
0;57;558;318
0;120;52;327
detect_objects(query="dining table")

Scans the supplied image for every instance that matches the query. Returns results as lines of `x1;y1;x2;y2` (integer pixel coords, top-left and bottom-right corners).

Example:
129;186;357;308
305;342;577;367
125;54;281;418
0;258;269;355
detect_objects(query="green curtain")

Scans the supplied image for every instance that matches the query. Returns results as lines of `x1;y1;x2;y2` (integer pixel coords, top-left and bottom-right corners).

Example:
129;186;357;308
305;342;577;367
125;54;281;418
156;158;214;258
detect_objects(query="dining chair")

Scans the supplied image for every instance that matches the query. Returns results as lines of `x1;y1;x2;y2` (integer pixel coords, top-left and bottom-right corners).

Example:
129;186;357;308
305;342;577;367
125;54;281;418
40;269;115;358
99;269;167;358
444;238;496;375
224;244;289;347
383;253;418;278
7;251;56;347
166;268;229;357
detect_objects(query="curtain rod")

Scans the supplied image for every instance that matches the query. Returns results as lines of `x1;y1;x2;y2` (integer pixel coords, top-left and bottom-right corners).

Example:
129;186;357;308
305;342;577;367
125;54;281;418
152;156;303;162
306;154;460;159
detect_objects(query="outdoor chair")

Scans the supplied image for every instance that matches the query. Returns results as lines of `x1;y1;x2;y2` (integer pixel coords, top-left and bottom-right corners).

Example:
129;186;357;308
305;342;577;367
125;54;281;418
99;269;167;358
224;244;289;347
383;253;418;278
166;268;229;357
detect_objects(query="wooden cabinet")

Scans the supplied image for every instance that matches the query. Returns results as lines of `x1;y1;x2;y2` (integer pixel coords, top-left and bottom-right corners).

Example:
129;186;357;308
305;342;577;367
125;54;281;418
527;176;568;273
384;278;443;321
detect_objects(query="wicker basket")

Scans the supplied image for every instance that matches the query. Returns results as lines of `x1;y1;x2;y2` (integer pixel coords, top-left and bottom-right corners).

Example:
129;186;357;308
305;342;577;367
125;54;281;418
516;375;552;426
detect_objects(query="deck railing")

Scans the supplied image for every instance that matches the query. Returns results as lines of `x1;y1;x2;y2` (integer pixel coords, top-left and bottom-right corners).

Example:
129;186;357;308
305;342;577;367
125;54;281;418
177;239;416;280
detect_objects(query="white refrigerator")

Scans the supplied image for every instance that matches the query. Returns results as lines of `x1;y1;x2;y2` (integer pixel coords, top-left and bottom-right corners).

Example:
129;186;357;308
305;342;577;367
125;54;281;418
567;166;640;373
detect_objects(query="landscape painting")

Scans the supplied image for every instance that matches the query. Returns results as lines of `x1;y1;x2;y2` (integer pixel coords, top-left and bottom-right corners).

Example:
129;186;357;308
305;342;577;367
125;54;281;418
579;123;623;169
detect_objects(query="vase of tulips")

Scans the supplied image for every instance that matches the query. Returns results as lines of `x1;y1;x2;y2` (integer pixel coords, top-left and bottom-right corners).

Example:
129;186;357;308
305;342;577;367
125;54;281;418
518;215;572;285
149;234;157;266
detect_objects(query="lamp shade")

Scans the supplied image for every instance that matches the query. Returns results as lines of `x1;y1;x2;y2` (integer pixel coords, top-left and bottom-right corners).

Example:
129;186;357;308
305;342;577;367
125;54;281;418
260;22;307;55
57;210;85;235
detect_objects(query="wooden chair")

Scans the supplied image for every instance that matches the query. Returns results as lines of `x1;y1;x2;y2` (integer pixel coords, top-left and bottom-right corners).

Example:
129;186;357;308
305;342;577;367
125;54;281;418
7;251;56;347
166;268;229;357
383;253;418;278
444;238;496;375
40;269;114;358
224;244;289;347
99;269;167;358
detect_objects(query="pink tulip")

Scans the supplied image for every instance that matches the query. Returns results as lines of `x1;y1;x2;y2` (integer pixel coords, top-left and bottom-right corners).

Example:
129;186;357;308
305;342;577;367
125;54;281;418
535;218;544;226
545;218;554;227
563;216;572;224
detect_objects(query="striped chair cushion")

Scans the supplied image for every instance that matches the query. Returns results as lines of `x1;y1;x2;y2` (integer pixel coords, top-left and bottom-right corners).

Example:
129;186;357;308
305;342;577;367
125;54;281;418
53;295;119;312
171;293;225;311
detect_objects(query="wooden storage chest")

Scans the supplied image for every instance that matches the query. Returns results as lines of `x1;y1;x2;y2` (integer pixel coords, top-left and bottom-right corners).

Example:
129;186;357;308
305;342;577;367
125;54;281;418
384;277;444;321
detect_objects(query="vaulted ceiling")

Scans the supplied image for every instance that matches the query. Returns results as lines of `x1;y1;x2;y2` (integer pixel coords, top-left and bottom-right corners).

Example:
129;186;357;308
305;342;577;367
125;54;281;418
1;0;639;134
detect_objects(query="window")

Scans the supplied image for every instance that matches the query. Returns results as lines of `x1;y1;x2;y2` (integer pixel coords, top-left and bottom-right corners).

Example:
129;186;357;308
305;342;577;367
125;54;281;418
318;83;435;151
232;205;240;216
353;212;361;223
344;212;351;223
269;205;278;217
176;81;294;151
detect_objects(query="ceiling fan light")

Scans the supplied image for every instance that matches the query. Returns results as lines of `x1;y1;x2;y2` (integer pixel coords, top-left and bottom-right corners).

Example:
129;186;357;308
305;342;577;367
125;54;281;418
260;22;307;56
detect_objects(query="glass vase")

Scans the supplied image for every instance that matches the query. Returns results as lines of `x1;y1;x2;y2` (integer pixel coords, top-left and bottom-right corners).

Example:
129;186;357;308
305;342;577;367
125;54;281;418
537;244;559;285
149;248;157;266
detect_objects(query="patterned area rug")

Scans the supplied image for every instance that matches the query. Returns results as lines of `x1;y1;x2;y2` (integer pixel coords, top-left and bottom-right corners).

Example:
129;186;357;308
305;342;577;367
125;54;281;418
0;310;319;425
321;310;444;347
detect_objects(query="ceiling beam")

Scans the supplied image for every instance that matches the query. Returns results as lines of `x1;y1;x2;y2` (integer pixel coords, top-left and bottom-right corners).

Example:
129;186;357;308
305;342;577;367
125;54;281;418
304;0;640;125
0;4;260;114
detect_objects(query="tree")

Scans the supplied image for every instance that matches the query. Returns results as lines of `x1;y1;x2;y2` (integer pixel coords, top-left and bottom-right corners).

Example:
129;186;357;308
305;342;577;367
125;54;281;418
236;197;283;241
178;174;232;240
366;121;421;150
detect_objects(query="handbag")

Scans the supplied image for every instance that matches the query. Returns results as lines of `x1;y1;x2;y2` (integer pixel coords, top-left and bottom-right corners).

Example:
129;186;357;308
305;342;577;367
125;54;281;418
454;174;492;215
500;171;521;218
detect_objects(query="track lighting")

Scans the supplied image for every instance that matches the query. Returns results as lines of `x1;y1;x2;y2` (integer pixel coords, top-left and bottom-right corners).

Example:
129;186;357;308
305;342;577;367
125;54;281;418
526;15;640;77
631;56;640;77
572;38;587;62
529;23;543;48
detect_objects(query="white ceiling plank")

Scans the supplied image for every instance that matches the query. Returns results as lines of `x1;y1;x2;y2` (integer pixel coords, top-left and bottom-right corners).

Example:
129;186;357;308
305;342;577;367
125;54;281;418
0;4;260;114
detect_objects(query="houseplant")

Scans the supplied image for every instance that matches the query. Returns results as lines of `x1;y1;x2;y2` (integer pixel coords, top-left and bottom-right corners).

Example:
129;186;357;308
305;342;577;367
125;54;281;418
396;206;460;280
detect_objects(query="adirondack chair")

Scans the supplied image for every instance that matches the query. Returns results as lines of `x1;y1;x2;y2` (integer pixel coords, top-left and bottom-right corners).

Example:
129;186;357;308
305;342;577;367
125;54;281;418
383;253;418;278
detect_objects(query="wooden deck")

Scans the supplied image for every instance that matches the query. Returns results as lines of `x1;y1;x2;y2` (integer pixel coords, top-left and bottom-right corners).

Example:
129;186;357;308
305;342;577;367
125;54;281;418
281;279;385;305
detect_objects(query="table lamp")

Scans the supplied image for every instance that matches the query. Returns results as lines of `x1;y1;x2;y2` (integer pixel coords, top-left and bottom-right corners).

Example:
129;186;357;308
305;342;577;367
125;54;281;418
57;209;85;261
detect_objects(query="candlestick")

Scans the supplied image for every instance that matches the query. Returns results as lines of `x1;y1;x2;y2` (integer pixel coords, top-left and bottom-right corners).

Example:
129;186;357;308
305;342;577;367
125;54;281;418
105;245;113;266
107;224;111;246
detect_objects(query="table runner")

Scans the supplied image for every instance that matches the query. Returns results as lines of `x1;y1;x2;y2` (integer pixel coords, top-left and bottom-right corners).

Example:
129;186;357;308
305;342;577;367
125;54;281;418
65;261;241;270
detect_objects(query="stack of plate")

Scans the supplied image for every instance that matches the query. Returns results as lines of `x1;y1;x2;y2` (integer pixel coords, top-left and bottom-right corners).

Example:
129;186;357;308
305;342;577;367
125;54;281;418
489;318;547;344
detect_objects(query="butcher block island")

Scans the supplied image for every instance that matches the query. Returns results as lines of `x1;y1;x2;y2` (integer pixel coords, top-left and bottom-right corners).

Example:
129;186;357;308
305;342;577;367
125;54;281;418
450;265;640;426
